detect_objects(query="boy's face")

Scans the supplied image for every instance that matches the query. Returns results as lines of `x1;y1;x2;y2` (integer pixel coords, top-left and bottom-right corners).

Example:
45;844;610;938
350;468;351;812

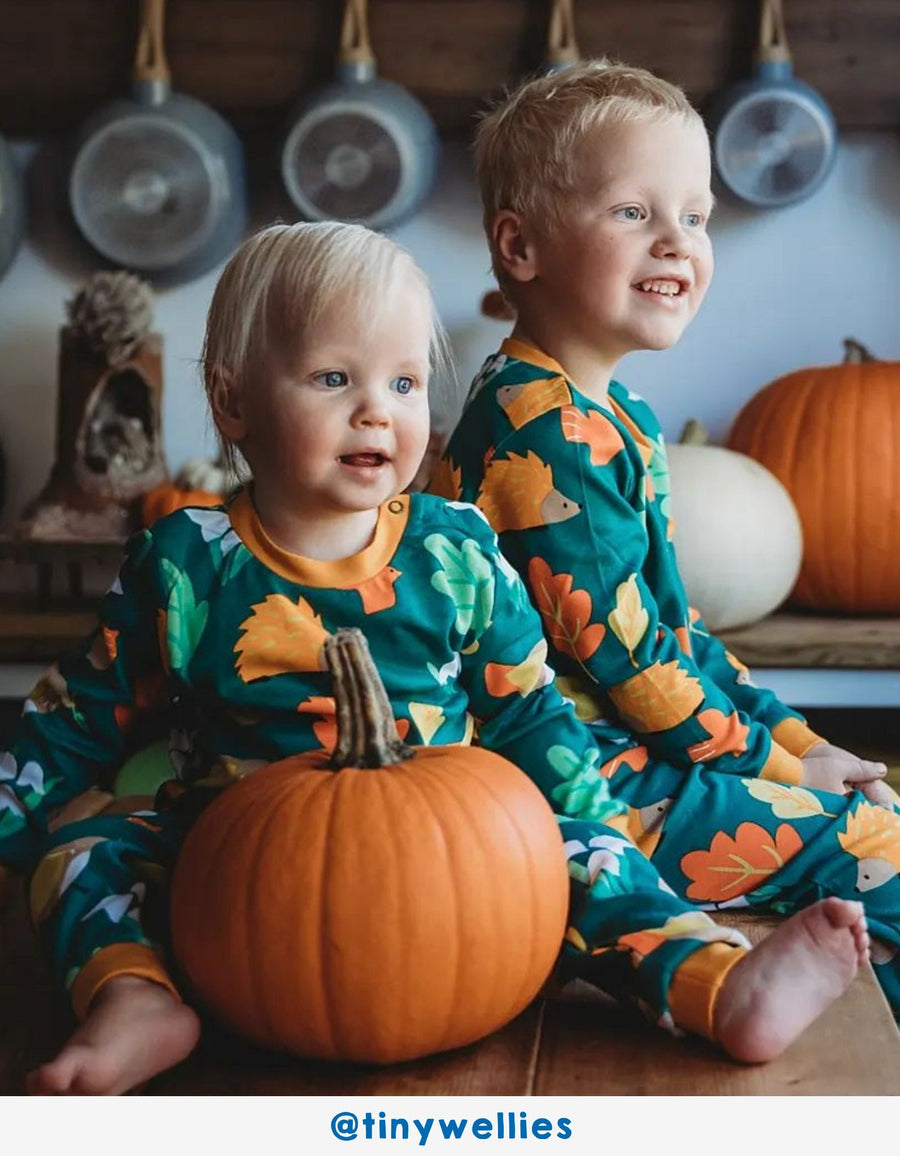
233;268;432;518
518;115;714;364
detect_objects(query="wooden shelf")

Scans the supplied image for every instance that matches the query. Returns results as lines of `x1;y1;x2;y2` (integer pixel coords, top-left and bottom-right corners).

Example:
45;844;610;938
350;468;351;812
1;0;898;139
718;613;900;670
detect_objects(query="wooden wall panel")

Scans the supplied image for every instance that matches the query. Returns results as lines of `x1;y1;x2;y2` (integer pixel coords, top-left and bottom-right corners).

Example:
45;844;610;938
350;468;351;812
0;0;898;138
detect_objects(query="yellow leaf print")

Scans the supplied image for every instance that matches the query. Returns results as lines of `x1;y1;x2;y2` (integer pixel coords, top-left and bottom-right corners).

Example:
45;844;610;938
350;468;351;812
607;574;649;667
235;595;329;681
30;836;107;925
608;661;703;732
409;702;446;745
452;712;476;746
743;778;837;820
484;639;551;698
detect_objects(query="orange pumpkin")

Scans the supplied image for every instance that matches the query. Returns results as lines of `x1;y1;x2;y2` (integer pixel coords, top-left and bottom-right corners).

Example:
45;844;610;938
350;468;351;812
728;340;900;612
170;629;568;1064
140;483;224;527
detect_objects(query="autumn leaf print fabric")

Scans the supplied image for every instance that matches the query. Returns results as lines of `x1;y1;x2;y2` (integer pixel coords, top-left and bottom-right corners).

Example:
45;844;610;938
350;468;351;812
0;488;623;872
432;339;816;782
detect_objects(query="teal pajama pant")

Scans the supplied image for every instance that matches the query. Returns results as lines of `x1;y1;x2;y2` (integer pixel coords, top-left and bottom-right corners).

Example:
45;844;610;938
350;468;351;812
31;762;900;1034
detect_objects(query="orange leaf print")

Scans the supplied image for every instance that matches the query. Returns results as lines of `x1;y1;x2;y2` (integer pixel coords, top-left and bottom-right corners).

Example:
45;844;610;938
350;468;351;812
599;744;649;778
681;822;803;902
298;695;338;751
113;670;168;732
687;709;750;763
298;695;409;752
235;595;329;681
673;626;692;657
560;406;625;466
527;557;605;661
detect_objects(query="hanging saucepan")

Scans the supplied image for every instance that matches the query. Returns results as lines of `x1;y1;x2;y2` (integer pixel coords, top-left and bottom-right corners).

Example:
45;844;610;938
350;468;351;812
544;0;581;74
68;0;246;283
706;0;837;209
0;134;25;279
281;0;439;230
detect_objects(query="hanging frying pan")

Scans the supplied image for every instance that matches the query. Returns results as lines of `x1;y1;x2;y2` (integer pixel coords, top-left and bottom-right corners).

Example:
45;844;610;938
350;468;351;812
477;0;580;317
281;0;439;230
0;134;25;279
545;0;581;74
707;0;837;209
68;0;246;282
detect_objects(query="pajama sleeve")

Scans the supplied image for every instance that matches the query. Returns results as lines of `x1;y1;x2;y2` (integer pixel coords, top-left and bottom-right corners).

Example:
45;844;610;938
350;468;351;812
444;507;625;825
686;610;824;756
476;411;804;785
0;530;170;873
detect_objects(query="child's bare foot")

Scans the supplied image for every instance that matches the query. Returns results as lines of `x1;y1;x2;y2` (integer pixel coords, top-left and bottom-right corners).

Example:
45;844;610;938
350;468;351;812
26;976;200;1095
715;897;868;1064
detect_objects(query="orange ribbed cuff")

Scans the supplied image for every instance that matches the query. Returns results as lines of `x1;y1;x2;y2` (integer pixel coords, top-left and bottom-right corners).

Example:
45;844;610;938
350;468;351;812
668;941;748;1041
70;943;180;1022
759;740;804;785
771;717;825;758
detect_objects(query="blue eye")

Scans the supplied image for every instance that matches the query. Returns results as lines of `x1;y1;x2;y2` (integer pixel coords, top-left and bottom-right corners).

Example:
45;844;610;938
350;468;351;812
616;206;644;221
683;212;704;228
315;370;348;388
391;376;415;395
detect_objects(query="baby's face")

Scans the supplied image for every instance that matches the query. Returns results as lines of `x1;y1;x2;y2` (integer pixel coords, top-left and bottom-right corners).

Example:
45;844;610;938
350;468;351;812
528;114;714;364
239;269;432;518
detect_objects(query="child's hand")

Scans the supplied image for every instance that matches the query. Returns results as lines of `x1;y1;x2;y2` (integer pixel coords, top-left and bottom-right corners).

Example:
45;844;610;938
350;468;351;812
857;777;900;812
801;742;888;796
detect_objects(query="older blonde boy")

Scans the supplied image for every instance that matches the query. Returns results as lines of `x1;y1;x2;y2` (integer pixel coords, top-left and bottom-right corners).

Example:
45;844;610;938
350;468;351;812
432;60;900;1011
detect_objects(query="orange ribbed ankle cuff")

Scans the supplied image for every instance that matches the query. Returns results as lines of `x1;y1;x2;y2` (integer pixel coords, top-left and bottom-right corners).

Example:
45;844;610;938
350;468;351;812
668;941;748;1041
70;943;180;1022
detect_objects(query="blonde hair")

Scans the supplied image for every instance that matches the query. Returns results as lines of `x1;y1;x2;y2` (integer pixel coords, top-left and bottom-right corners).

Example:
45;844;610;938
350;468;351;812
202;220;453;472
475;59;706;284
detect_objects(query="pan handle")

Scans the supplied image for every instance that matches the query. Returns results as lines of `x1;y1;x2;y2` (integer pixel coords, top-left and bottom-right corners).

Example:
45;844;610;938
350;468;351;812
133;0;172;103
546;0;581;71
338;0;376;80
757;0;792;65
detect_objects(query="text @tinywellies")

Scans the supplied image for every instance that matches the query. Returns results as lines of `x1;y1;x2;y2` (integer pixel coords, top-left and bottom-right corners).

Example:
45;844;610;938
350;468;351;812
330;1111;573;1144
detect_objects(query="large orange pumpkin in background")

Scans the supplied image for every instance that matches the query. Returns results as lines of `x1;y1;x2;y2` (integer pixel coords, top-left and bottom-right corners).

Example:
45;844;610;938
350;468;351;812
170;629;569;1065
728;340;900;612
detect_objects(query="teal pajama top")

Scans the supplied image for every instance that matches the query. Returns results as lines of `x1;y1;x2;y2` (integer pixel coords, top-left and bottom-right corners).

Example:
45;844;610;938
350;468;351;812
430;338;823;782
0;487;626;874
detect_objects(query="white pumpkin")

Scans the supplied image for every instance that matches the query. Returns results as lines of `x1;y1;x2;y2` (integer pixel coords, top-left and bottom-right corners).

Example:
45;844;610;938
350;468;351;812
666;425;803;631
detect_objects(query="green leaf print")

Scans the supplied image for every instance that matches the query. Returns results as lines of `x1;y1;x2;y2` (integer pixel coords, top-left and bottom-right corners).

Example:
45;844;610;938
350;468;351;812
546;744;622;822
648;433;672;522
424;534;495;641
160;558;209;676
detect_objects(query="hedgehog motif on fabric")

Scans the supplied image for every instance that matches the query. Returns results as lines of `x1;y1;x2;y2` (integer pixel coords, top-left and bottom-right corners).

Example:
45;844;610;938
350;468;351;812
496;376;572;430
476;451;580;533
837;803;900;892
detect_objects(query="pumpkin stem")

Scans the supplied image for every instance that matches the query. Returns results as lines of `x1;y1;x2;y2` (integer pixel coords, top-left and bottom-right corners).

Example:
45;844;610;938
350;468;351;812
678;419;710;446
843;338;877;364
324;628;414;769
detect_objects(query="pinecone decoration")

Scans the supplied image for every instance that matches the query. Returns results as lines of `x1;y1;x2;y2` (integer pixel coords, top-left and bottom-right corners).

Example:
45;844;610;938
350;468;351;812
66;271;155;365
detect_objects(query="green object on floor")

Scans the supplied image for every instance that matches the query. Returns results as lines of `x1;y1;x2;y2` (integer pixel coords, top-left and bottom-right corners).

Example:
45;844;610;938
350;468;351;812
114;739;172;798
